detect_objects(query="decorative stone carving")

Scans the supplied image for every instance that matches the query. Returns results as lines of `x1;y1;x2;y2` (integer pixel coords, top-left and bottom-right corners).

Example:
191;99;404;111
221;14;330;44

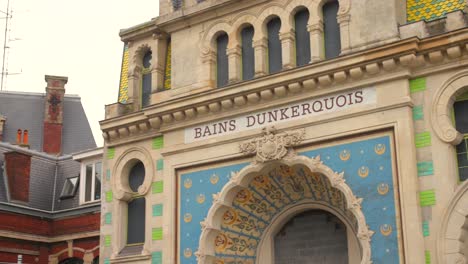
198;154;374;264
239;127;305;163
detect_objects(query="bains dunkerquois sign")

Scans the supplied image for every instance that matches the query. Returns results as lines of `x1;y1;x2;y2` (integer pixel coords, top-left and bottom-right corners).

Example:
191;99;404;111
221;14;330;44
185;87;376;143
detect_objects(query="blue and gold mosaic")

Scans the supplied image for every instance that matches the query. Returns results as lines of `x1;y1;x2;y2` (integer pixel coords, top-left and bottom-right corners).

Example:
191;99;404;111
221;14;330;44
179;135;401;263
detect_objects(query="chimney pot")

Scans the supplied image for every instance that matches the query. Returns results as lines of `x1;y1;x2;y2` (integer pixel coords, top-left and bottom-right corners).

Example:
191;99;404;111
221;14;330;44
23;130;29;145
16;129;22;144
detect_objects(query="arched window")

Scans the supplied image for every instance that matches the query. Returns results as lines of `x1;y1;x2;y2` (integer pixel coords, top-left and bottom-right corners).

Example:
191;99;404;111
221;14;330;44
454;92;468;182
275;210;349;263
141;51;152;107
267;17;282;74
127;161;146;245
216;32;229;88
241;26;255;81
294;9;311;66
323;0;341;59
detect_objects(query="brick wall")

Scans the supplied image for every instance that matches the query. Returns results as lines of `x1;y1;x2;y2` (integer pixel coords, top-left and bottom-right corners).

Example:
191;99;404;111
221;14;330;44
274;211;348;264
43;122;63;154
0;211;100;236
4;152;31;202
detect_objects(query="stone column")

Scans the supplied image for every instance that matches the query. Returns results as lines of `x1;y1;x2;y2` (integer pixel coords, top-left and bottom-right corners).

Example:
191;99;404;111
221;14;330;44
253;38;268;77
279;31;296;69
152;33;168;93
337;14;351;55
127;66;141;109
83;252;94;264
201;48;217;88
227;45;242;83
308;21;324;63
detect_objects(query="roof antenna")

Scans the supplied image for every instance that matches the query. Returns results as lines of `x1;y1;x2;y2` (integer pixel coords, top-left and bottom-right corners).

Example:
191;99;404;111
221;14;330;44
1;0;12;91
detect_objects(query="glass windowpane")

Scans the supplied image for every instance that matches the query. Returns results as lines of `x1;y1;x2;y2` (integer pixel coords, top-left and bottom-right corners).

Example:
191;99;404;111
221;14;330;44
85;164;93;202
323;1;341;59
129;162;145;192
216;33;229;88
295;9;311;66
127;197;146;244
94;162;102;200
241;26;255;81
267;17;282;73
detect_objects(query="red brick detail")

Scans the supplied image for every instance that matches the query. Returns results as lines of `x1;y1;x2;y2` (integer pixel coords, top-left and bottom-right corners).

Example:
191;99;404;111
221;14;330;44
50;242;68;255
4;152;31;202
0;252;40;263
0;211;100;236
52;213;100;236
0;239;50;264
43;122;62;154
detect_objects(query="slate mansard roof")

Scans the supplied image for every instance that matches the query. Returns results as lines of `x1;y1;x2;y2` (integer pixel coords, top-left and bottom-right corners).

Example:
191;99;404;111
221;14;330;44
0;91;96;154
0;91;99;216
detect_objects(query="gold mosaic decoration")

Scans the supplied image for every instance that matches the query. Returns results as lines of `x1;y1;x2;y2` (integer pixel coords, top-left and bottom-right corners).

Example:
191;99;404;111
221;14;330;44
118;43;130;103
164;40;172;90
407;0;466;22
214;165;358;262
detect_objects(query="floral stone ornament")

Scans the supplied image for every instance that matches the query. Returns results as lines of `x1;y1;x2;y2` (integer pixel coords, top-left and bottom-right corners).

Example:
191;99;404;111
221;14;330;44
239;126;305;163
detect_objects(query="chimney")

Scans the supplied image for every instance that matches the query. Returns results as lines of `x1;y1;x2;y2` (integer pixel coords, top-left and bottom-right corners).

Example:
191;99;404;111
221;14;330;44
0;115;5;141
43;75;68;154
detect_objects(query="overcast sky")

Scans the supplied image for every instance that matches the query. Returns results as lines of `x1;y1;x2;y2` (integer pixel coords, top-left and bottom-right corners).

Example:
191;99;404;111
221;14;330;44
0;0;160;146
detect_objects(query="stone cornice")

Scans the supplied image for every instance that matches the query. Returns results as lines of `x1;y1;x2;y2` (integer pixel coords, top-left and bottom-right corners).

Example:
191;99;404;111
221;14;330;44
0;230;99;243
156;0;269;33
100;29;468;145
119;20;160;42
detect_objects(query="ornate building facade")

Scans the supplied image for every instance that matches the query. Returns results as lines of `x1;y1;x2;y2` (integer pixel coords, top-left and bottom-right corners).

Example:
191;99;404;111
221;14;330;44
100;0;468;263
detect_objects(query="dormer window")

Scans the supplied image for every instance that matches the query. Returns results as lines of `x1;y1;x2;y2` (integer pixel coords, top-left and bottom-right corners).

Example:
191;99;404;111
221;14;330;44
80;161;102;204
60;176;79;200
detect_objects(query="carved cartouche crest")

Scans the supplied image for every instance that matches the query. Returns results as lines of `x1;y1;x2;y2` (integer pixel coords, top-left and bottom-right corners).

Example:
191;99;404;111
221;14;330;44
239;126;305;162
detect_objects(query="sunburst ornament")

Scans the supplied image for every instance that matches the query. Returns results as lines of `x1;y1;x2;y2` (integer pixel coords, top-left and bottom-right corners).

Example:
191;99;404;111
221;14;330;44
184;213;192;223
358;166;370;178
184;248;193;258
380;224;393;236
340;149;351;161
210;173;219;185
235;189;251;204
377;183;389;195
197;194;206;204
222;209;238;225
184;178;192;189
375;143;386;155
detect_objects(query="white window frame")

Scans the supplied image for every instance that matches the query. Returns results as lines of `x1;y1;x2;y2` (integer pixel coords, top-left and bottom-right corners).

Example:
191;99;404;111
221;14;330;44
79;159;102;205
